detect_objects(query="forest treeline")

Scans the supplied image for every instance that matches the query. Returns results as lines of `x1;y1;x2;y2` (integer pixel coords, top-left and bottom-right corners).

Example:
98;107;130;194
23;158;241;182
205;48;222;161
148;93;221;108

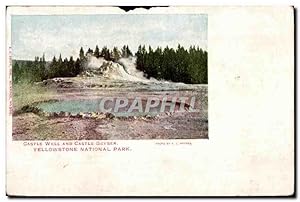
136;45;207;84
12;44;207;84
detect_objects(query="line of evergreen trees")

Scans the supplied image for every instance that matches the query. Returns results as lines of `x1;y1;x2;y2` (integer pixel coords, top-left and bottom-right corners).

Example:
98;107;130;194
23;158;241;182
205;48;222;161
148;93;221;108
12;44;207;84
12;55;47;83
136;45;207;84
12;45;134;84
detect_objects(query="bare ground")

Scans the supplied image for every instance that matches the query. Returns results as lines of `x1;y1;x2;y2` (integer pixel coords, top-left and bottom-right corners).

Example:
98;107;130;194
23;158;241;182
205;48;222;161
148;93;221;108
12;112;208;140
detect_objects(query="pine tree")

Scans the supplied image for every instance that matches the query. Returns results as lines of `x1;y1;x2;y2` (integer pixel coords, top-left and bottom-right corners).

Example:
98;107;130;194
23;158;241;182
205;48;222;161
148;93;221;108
74;58;81;76
94;45;100;58
121;45;133;58
79;47;85;60
42;53;45;63
135;45;143;71
48;56;57;78
112;47;121;61
38;53;46;80
121;45;127;57
58;54;63;64
53;56;57;63
126;45;133;57
101;46;111;60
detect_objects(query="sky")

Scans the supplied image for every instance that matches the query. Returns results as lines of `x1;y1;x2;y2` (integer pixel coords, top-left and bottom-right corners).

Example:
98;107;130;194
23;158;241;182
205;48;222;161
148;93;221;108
11;14;207;61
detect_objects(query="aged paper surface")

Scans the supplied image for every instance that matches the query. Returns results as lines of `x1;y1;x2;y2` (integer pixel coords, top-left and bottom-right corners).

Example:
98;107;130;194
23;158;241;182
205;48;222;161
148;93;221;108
6;6;294;196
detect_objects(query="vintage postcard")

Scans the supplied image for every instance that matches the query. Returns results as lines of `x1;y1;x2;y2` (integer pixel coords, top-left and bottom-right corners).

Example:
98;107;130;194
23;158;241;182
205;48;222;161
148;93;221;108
6;6;294;196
